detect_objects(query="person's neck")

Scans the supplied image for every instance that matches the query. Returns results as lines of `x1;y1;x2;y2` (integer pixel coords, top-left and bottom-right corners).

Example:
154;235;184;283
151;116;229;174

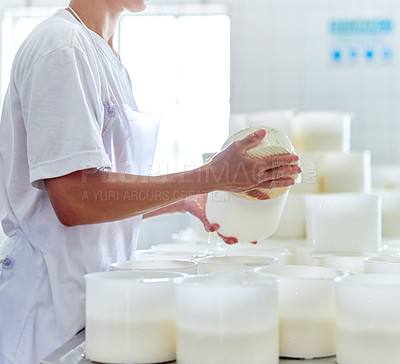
67;0;123;50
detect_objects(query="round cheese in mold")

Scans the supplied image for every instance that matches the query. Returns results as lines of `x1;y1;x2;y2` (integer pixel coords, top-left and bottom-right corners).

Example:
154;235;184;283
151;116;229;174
222;126;299;200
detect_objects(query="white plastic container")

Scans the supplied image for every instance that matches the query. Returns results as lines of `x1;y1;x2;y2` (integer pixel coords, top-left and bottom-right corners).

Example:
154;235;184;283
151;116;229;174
382;238;400;252
291;111;352;153
206;126;299;243
197;255;278;275
335;274;400;364
250;265;351;359
175;274;279;364
151;242;221;255
134;248;207;262
364;256;400;274
206;190;289;242
109;259;198;274
319;151;371;193
259;238;307;265
305;193;382;255
85;270;184;364
219;242;293;265
319;255;366;274
294;246;322;266
372;189;400;238
371;164;400;189
271;193;306;239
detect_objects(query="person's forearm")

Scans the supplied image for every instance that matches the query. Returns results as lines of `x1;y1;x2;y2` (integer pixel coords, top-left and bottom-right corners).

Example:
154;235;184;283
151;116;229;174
45;166;215;227
45;130;301;227
142;201;186;219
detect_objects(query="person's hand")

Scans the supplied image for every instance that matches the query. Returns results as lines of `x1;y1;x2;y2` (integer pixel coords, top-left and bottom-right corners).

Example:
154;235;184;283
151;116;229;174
216;232;257;245
206;129;301;194
182;194;219;233
182;194;257;245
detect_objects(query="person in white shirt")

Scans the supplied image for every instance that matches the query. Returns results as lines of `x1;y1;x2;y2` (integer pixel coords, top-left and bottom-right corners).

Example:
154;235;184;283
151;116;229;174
0;0;300;363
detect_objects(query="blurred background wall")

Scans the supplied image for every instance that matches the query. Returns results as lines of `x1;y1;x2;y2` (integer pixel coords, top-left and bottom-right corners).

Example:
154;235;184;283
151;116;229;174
1;0;399;246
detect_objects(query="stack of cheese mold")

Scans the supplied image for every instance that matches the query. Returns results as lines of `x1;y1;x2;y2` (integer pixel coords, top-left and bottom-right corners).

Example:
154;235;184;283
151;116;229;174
110;109;400;364
269;110;380;259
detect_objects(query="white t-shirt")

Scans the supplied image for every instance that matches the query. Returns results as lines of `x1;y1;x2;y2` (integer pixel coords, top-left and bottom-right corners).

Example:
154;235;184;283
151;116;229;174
0;9;143;363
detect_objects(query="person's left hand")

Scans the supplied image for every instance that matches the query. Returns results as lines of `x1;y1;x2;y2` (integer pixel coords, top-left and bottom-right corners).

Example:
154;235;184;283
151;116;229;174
182;194;257;245
182;194;218;233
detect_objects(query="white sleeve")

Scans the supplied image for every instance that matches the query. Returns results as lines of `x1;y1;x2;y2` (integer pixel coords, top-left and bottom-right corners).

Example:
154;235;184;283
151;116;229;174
20;46;111;190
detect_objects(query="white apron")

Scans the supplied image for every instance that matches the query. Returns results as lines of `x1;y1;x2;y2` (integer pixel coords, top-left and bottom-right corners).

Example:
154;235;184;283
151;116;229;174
0;88;159;364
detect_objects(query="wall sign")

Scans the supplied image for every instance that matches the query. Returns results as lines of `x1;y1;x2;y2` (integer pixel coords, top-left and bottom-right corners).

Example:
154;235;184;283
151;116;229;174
329;19;394;64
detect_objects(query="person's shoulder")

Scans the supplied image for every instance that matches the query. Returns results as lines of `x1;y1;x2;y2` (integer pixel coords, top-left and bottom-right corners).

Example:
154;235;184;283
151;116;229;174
16;10;92;65
12;10;94;84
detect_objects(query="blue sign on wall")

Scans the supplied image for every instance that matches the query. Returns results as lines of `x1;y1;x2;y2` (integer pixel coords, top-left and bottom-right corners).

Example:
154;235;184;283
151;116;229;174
330;19;393;35
329;19;394;64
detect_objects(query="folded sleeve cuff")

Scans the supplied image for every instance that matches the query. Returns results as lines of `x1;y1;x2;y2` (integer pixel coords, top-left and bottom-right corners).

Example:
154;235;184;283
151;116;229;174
30;150;112;190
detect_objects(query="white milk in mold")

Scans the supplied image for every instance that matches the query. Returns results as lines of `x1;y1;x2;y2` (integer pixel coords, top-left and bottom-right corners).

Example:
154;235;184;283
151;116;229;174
176;328;279;364
85;319;176;363
279;318;336;359
336;327;400;364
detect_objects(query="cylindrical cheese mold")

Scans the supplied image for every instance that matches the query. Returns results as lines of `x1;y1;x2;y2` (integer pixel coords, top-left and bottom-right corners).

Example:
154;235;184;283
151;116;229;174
371;164;400;189
294;246;323;266
205;126;299;242
371;189;400;238
305;193;382;255
319;255;366;274
251;265;351;359
364;256;400;274
319;151;371;193
291;111;352;153
206;190;289;242
271;193;306;239
85;270;184;364
336;274;400;364
196;255;278;275
217;243;293;265
109;259;198;274
175;274;279;364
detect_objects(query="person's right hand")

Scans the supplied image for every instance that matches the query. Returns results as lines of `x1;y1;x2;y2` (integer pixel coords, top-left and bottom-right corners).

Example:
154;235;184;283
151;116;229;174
205;129;301;195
